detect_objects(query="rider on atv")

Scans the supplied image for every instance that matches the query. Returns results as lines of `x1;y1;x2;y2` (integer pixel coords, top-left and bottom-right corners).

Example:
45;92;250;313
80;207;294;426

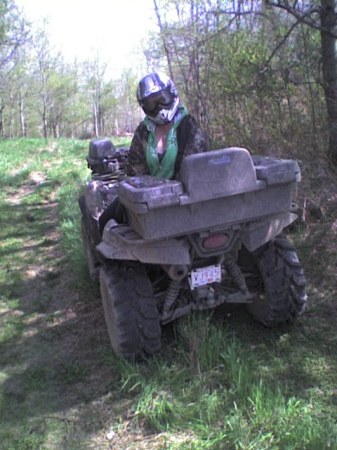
127;71;209;179
98;71;210;231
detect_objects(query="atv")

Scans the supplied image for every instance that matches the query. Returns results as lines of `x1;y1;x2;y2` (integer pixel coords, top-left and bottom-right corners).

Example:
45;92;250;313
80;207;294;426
79;138;307;360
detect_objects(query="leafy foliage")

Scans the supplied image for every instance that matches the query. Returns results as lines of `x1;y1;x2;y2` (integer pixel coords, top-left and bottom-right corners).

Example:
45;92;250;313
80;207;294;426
150;0;333;162
0;0;28;70
0;0;335;164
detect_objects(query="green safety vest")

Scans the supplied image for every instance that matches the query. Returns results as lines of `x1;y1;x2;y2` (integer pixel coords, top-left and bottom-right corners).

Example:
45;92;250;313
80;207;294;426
145;106;188;179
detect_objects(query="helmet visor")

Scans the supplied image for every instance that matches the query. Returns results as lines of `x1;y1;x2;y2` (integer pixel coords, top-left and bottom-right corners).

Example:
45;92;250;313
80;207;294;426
141;89;173;116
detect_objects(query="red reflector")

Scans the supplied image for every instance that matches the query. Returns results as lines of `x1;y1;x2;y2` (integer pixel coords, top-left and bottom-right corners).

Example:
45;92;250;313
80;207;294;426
202;233;229;249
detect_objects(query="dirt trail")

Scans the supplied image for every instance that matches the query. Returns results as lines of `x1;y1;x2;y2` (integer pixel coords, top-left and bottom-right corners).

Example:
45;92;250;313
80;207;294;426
2;176;129;448
1;173;186;449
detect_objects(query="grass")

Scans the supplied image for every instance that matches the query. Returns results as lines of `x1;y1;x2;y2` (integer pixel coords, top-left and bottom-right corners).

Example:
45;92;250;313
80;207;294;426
0;138;337;449
115;315;337;449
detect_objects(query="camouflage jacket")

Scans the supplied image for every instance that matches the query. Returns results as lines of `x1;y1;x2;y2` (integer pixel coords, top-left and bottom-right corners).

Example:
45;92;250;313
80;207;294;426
125;114;210;180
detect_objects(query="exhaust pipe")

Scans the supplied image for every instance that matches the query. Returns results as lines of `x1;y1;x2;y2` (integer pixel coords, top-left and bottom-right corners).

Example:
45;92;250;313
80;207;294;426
161;264;189;280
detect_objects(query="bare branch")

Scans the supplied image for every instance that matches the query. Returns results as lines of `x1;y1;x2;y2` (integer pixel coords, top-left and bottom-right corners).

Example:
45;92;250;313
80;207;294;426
265;1;325;31
264;19;300;67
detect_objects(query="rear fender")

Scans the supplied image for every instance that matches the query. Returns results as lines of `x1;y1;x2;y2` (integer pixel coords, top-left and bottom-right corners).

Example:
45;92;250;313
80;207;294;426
240;212;298;252
97;219;191;265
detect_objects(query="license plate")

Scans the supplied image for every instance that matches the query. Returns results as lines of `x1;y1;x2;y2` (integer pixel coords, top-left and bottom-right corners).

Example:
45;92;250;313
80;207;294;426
189;264;222;289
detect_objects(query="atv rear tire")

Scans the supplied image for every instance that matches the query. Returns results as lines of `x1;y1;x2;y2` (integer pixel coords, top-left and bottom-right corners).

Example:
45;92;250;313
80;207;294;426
246;235;307;327
99;263;161;359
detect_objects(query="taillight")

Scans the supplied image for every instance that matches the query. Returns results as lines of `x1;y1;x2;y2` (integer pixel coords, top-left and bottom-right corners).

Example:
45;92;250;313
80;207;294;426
202;233;229;249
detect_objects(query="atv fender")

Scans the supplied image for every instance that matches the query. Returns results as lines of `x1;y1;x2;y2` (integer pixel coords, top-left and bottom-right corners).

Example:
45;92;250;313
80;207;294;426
97;219;191;265
240;212;298;251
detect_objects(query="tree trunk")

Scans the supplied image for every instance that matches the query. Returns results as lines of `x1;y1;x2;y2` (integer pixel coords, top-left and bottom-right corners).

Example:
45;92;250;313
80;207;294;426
153;0;174;80
19;93;26;137
320;0;337;165
0;101;4;138
42;93;48;139
93;98;99;137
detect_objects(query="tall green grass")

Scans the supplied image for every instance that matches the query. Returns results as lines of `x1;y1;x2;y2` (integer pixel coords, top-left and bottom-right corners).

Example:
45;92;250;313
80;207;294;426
115;313;336;449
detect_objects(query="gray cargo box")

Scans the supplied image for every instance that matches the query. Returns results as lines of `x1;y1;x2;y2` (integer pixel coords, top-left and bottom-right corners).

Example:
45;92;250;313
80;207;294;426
117;148;300;240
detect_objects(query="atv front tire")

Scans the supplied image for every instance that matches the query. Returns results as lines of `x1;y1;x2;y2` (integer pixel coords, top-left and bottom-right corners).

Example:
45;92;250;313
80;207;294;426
99;263;161;359
246;235;307;327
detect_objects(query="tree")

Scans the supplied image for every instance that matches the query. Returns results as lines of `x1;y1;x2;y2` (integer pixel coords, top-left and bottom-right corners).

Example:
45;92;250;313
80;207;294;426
151;0;220;131
0;0;29;136
30;22;80;138
31;22;55;138
266;0;337;165
0;0;28;70
81;56;109;137
112;71;140;135
320;0;337;165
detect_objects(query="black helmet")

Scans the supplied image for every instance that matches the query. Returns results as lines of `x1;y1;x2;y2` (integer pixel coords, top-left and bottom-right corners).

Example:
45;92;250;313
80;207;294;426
136;71;180;125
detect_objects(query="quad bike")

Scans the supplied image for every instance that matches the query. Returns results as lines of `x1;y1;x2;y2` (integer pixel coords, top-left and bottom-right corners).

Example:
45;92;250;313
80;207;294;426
79;138;307;360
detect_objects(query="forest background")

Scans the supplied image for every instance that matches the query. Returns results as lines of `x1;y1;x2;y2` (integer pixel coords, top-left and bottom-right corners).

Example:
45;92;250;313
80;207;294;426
1;0;337;166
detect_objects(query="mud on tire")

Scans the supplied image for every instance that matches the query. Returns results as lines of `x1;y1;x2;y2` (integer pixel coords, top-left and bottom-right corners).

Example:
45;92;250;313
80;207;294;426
246;234;307;327
99;263;161;359
81;218;100;282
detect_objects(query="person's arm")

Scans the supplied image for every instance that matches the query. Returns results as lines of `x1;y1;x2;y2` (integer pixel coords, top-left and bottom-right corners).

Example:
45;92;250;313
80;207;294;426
181;114;210;156
125;123;150;176
174;114;210;177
